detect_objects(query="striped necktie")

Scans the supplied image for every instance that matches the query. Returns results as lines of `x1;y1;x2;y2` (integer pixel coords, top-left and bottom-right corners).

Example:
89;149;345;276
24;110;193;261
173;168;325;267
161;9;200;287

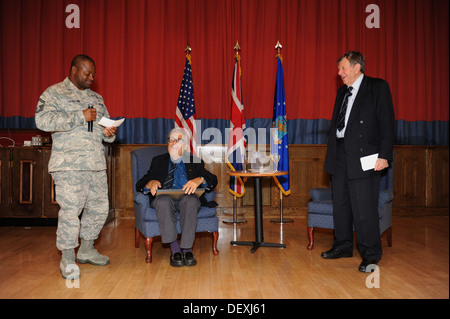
163;161;176;189
337;86;353;132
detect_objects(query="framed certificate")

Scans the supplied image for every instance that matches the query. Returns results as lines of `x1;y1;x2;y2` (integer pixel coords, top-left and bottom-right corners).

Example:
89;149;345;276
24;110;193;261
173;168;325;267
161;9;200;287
155;188;205;199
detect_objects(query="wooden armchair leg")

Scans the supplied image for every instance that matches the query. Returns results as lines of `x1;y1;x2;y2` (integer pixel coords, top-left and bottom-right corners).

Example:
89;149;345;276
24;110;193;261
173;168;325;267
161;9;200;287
212;231;219;255
145;237;153;263
307;226;314;250
135;227;140;248
385;226;392;247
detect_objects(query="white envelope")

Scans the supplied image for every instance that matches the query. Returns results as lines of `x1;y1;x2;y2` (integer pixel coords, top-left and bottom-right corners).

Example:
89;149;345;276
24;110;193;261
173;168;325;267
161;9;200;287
98;117;125;127
360;153;378;171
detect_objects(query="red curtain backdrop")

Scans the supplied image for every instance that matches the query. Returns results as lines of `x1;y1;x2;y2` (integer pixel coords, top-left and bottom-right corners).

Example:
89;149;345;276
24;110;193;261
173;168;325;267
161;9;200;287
1;0;449;123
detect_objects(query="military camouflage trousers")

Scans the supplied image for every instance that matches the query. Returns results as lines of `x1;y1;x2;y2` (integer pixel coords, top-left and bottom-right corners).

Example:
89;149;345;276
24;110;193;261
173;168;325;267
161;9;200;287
51;170;109;251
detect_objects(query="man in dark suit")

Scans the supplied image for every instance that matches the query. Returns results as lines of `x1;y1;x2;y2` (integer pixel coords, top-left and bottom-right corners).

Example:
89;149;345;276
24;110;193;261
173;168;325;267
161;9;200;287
322;51;395;272
136;128;218;267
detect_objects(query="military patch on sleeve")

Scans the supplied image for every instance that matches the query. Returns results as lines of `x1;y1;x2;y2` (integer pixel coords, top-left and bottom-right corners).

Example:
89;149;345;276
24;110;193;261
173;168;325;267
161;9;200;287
35;98;45;113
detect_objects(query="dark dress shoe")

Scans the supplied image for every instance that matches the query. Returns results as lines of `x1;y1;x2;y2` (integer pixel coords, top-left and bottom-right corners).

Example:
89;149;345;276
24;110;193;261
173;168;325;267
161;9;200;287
358;258;378;273
321;248;353;259
183;251;197;266
170;252;184;267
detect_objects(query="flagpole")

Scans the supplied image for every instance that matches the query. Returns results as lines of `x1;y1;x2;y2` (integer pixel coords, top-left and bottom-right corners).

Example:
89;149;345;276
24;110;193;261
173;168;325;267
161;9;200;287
270;188;293;224
224;41;247;225
270;41;293;224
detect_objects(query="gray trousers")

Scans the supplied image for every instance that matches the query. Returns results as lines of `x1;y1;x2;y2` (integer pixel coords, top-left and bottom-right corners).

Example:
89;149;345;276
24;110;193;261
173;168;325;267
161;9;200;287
151;194;201;249
51;170;109;251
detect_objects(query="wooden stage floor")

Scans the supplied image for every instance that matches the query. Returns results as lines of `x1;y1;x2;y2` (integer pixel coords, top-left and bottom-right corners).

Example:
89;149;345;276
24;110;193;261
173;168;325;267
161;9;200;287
0;216;448;300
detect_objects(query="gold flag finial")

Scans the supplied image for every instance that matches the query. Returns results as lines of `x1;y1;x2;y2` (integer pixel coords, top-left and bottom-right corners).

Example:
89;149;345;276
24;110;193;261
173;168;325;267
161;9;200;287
234;41;242;75
275;41;283;61
234;41;241;61
185;45;192;64
234;41;241;52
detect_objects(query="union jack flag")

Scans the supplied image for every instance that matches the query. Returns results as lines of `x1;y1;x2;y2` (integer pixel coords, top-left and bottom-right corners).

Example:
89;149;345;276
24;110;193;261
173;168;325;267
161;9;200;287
175;55;197;156
226;54;246;197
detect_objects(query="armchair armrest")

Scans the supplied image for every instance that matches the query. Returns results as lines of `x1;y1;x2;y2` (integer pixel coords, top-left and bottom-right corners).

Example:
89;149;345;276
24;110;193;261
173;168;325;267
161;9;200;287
203;190;216;202
134;192;150;208
310;188;332;201
378;190;394;206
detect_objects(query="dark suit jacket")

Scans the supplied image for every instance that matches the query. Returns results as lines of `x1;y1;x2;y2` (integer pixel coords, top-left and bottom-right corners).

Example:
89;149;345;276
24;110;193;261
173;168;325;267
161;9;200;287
135;152;218;199
324;75;395;179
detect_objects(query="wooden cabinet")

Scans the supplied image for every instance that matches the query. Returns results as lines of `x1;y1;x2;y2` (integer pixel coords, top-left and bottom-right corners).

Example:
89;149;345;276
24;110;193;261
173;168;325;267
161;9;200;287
0;146;115;224
0;147;59;220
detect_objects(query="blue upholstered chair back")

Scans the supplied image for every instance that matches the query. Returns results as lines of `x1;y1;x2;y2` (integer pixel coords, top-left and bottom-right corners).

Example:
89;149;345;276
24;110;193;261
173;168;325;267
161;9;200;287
131;145;167;196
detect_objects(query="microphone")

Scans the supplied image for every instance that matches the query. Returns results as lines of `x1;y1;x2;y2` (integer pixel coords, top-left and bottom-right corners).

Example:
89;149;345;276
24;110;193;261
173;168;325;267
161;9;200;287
88;102;93;132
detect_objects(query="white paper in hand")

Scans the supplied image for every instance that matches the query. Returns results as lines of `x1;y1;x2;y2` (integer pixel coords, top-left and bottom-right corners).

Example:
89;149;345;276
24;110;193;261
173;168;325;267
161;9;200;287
360;153;378;171
98;117;125;127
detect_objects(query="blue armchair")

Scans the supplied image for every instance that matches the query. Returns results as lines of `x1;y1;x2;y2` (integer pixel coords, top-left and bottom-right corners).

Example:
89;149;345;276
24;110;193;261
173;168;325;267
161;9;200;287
131;146;219;263
306;154;395;250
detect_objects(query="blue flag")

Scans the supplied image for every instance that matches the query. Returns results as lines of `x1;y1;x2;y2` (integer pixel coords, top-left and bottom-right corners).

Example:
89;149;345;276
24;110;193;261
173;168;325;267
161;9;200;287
271;56;290;195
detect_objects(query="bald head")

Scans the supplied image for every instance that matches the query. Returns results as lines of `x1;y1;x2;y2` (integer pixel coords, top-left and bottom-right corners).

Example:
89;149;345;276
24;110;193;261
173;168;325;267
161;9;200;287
68;54;96;90
70;54;95;74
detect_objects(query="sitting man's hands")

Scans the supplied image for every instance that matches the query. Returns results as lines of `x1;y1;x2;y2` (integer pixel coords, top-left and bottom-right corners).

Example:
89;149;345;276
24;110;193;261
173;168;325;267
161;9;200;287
145;180;161;196
182;177;203;195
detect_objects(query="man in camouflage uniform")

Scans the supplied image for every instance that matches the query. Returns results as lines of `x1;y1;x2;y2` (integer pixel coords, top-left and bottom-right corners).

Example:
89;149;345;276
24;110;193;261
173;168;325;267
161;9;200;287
35;54;117;279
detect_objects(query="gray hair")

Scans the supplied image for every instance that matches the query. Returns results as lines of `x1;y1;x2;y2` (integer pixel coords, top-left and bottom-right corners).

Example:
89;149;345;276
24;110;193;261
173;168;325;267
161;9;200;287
337;51;365;73
168;127;189;144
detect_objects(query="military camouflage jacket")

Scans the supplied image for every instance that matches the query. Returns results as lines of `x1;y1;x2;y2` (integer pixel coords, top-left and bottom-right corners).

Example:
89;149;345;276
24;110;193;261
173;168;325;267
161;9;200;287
35;77;115;172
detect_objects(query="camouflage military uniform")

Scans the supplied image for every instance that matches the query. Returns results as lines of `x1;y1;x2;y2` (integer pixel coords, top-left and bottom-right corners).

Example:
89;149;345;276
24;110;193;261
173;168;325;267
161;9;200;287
35;77;115;250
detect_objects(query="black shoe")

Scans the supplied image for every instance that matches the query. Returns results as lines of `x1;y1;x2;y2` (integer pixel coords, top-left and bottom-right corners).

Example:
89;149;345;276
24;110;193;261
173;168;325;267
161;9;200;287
358;258;378;273
321;248;353;259
183;251;197;266
170;252;184;267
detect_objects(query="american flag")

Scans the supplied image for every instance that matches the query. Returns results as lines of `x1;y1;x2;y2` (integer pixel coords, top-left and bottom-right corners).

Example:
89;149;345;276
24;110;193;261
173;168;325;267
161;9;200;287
175;56;197;156
226;54;246;197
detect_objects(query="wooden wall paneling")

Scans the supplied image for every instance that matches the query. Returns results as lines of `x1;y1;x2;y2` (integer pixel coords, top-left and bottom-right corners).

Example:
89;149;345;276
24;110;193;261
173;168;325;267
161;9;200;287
393;147;427;208
276;145;329;209
392;146;449;215
114;144;149;218
427;147;449;208
113;144;449;219
0;148;10;217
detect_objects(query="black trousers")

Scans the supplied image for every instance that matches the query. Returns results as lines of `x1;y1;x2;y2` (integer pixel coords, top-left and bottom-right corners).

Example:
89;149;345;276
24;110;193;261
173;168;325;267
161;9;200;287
331;139;382;261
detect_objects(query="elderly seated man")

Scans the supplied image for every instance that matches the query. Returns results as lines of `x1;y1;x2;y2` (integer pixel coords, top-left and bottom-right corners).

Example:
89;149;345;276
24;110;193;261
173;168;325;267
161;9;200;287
135;128;218;267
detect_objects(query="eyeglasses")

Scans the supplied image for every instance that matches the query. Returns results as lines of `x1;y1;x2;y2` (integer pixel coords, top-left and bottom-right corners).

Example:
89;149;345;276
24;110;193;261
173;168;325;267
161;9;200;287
168;137;184;144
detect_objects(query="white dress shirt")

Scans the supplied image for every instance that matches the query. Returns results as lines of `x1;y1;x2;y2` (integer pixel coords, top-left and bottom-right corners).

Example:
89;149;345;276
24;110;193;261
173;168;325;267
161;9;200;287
336;73;364;138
